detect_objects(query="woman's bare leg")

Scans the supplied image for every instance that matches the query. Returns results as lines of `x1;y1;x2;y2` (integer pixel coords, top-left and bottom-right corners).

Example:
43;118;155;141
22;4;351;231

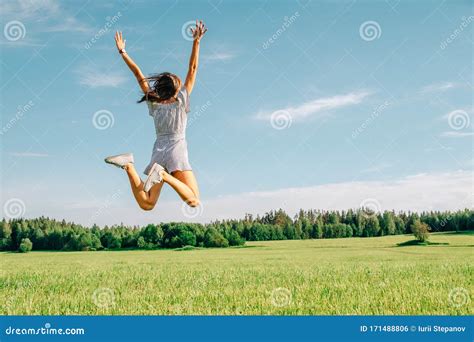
161;170;200;207
124;163;163;210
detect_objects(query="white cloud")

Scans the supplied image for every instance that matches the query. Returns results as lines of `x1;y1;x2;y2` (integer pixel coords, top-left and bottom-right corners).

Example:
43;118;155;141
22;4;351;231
0;0;60;19
1;0;92;34
361;162;391;173
0;40;47;48
255;91;372;122
9;152;49;157
424;145;453;152
440;131;474;138
420;81;459;94
76;66;127;88
188;170;471;223
17;170;472;226
41;16;91;33
203;52;236;61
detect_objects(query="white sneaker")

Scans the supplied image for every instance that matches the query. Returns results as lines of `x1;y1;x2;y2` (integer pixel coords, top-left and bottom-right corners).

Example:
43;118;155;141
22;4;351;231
143;163;165;192
104;153;134;169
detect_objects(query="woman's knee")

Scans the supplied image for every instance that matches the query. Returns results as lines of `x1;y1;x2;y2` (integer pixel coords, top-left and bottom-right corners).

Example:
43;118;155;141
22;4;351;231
186;197;200;207
139;199;156;211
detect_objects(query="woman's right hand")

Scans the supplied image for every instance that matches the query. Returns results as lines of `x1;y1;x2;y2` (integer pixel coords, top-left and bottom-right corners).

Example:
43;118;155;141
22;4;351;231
115;31;126;52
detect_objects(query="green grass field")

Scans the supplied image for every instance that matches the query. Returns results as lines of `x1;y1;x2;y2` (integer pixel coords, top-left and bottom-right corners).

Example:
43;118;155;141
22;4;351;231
1;232;472;315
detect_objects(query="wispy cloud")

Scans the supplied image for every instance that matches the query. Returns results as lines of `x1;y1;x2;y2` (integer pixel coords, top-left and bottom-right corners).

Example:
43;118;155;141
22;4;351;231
420;81;459;94
0;40;47;48
76;66;127;88
424;145;453;152
361;162;391;173
41;16;91;33
203;52;236;62
255;90;372;122
0;0;60;19
440;131;474;138
1;0;92;34
10;152;49;157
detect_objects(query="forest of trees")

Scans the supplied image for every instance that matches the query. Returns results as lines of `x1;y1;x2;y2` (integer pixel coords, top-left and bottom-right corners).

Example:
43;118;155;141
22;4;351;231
0;208;472;252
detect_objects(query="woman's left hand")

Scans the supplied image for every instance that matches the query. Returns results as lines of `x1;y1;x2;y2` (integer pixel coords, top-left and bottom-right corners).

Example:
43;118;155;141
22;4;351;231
190;20;207;41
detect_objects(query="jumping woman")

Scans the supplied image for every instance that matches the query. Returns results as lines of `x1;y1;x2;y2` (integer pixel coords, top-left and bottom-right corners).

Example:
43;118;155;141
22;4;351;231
104;20;207;211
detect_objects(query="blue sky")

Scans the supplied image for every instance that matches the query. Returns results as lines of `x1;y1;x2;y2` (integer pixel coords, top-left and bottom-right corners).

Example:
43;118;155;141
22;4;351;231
1;0;472;225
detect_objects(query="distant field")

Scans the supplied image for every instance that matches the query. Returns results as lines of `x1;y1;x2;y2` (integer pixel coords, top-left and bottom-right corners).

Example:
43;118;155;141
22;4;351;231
1;232;472;315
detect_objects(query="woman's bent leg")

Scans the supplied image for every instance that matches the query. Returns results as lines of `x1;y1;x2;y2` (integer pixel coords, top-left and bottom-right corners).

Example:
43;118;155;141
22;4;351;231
124;163;163;210
163;170;200;207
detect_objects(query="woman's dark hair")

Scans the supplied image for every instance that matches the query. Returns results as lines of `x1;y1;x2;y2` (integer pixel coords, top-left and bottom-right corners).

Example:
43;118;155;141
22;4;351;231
138;72;180;103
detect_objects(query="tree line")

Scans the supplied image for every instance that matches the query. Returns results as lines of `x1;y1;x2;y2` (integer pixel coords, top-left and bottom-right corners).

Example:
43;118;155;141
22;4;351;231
0;208;471;252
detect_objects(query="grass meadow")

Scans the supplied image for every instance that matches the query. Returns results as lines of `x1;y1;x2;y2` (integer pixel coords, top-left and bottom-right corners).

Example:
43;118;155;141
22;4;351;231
1;232;472;315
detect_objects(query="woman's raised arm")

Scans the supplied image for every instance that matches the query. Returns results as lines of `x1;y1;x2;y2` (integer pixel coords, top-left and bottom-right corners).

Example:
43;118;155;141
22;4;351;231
184;21;207;95
115;31;150;94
